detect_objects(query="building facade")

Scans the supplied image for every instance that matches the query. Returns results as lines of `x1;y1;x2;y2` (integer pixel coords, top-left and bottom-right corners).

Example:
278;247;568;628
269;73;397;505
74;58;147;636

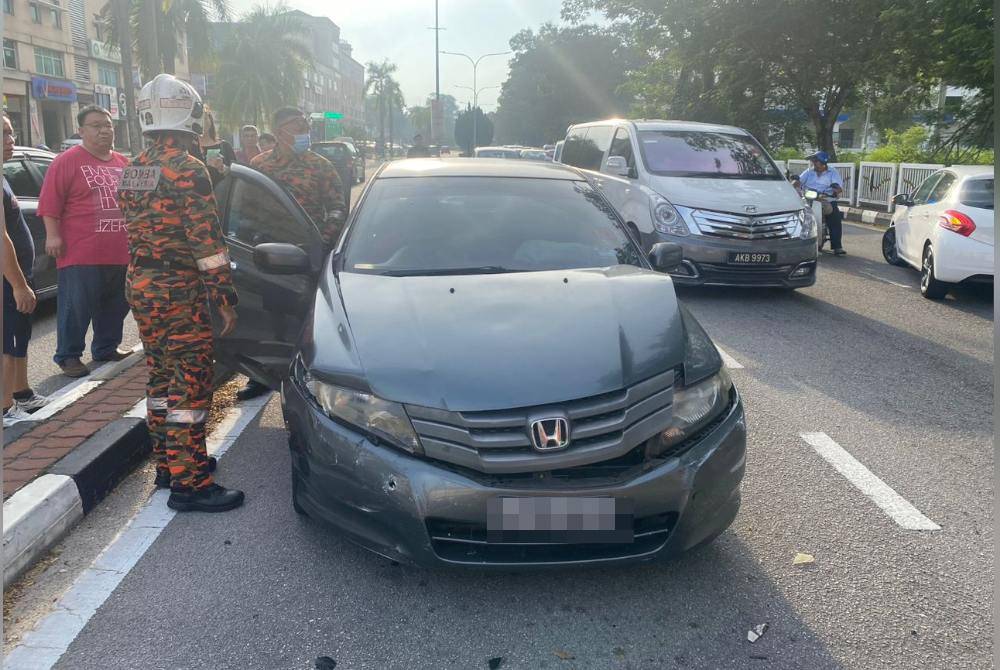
338;41;364;130
3;0;191;149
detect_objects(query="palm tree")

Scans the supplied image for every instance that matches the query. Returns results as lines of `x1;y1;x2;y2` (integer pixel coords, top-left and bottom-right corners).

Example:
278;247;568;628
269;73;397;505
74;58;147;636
364;60;398;157
214;5;312;128
103;0;229;79
385;80;405;154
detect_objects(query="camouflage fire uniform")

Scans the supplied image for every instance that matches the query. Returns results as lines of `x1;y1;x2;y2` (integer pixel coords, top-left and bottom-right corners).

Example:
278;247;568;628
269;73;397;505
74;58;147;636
250;146;346;245
118;134;237;491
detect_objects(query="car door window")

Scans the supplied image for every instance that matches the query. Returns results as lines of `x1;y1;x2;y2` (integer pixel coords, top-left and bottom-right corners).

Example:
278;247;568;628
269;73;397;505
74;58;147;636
561;129;591;169
911;173;942;205
586;125;614;168
608;128;635;172
4;160;39;198
226;177;311;248
926;173;956;205
29;156;52;181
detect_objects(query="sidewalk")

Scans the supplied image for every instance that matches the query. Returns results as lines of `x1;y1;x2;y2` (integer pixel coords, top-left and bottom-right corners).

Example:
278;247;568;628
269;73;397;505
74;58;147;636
3;351;151;586
841;205;892;228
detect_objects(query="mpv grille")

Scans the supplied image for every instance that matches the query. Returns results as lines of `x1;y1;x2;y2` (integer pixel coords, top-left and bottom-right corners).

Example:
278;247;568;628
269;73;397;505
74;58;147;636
405;370;675;474
691;209;799;240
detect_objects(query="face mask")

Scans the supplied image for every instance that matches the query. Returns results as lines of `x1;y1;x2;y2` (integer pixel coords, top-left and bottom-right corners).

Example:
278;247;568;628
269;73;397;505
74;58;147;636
292;134;311;154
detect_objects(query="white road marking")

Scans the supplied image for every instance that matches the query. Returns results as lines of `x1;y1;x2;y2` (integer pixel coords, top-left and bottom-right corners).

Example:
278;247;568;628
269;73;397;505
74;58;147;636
716;346;744;369
801;432;940;531
860;271;912;289
3;393;273;670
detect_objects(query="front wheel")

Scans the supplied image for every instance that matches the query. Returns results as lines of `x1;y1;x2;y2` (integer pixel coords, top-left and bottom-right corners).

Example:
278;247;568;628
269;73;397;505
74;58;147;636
920;245;949;299
881;228;907;267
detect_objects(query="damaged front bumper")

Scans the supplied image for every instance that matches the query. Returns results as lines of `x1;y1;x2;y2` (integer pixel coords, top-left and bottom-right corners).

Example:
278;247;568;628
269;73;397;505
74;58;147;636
281;379;747;568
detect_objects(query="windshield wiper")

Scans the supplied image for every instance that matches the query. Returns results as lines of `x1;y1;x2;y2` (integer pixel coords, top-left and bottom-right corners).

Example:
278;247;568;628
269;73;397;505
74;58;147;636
380;265;521;277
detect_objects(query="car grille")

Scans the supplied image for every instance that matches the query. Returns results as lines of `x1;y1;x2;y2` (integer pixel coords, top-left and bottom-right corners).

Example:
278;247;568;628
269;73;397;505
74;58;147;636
691;209;799;240
426;513;677;565
697;263;795;285
404;369;675;474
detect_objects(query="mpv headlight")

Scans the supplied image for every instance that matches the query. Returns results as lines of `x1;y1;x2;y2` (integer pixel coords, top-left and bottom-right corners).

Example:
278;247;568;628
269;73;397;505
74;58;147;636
305;378;422;454
648;369;733;457
650;195;689;236
797;207;817;240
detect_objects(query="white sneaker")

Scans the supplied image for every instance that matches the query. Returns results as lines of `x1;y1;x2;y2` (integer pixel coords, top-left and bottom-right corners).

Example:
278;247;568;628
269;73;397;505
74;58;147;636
3;405;33;427
15;392;50;412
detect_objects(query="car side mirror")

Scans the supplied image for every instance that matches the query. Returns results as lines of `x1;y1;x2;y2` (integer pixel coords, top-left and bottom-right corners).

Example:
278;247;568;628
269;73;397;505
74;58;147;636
605;155;629;177
892;193;913;207
648;242;683;273
253;242;311;275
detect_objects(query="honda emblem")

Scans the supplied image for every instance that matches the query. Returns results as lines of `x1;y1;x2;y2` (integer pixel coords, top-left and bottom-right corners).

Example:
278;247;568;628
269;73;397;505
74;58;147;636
744;205;758;214
529;417;570;451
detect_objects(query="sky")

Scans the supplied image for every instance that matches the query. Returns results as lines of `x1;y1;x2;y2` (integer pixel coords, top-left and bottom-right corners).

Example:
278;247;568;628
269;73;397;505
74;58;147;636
227;0;573;111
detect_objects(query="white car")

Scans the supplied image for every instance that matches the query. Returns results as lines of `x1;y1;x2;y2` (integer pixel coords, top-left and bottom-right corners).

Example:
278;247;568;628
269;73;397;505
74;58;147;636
884;166;994;299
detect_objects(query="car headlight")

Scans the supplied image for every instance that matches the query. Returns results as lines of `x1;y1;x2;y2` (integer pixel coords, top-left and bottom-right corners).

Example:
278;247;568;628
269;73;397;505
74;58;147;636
650;195;689;236
797;207;817;239
648;369;733;457
304;378;423;454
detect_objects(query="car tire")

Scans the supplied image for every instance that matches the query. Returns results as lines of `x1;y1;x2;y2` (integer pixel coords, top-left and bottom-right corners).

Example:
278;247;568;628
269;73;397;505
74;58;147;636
881;228;907;267
920;245;949;299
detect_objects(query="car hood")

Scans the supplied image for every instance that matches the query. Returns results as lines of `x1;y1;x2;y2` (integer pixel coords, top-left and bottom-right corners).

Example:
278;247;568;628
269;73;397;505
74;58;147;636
646;174;802;215
334;266;685;411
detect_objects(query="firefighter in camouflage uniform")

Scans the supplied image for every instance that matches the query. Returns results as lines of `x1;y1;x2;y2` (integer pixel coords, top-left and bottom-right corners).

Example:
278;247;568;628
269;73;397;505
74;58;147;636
119;74;244;512
238;106;348;401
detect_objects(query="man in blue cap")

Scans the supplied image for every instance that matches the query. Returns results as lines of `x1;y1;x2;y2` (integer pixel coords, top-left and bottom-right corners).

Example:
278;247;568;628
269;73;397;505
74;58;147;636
795;151;846;255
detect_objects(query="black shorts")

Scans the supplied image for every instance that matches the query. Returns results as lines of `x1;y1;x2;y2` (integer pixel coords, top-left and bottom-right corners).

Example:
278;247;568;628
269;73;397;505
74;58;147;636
3;279;33;358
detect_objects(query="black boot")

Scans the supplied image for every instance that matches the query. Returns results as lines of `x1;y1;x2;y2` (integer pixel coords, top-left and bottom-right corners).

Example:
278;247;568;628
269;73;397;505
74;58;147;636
236;379;270;401
167;484;245;512
155;457;217;489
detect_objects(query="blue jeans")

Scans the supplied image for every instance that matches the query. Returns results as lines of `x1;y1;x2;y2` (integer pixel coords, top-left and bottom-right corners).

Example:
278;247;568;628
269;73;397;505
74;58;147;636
54;265;130;365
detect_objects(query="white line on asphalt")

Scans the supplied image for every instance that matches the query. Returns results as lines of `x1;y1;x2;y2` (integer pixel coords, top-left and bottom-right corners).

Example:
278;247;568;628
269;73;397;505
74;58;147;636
801;432;941;531
716;346;744;369
860;271;912;290
3;392;274;670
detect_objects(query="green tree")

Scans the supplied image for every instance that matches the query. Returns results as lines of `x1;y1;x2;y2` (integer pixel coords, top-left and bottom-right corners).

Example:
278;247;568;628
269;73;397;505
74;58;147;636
408;105;432;139
492;24;633;147
103;0;229;79
364;60;400;157
454;107;494;154
563;0;922;160
213;5;311;129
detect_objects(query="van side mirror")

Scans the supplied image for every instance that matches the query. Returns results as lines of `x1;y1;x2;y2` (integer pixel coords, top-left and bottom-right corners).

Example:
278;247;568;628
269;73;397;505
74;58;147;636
892;193;913;207
253;243;311;275
605;155;630;177
648;242;684;272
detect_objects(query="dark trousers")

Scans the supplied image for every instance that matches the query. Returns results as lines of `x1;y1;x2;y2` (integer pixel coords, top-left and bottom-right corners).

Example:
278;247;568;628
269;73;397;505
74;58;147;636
825;203;844;250
54;265;130;364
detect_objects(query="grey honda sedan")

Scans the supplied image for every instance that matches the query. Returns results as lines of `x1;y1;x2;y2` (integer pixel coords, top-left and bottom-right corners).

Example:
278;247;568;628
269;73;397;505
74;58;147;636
216;158;746;568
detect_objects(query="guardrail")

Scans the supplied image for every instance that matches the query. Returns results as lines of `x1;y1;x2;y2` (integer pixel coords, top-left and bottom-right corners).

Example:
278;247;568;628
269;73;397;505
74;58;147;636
857;162;898;210
896;163;945;201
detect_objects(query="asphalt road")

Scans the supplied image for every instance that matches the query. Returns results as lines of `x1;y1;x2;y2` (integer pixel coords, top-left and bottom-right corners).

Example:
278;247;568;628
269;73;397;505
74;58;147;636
10;223;994;669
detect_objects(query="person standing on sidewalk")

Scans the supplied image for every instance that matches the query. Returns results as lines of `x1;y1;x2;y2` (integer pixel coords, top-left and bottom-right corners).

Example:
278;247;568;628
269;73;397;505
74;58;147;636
37;105;131;378
2;114;50;425
119;74;243;513
242;106;346;401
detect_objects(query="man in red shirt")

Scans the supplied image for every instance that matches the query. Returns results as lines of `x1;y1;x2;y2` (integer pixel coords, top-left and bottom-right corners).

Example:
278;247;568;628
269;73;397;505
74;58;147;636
37;105;131;377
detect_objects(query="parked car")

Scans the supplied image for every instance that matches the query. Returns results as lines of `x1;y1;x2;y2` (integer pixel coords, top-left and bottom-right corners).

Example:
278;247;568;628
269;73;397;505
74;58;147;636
474;146;522;159
883;166;994;299
553;140;564;163
558;119;818;288
311;140;366;189
59;134;83;152
520;148;549;161
212;158;746;568
4;146;58;299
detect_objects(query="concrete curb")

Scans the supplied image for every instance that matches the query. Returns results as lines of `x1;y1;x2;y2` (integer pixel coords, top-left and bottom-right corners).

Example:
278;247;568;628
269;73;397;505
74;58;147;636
843;206;892;228
2;417;149;587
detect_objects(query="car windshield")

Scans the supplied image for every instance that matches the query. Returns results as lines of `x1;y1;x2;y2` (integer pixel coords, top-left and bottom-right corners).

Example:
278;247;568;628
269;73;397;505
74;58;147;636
343;177;644;276
637;130;782;179
960;178;994;210
313;144;349;161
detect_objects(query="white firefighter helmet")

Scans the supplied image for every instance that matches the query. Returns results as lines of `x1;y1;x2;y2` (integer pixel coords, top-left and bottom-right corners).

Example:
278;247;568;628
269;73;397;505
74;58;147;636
136;74;205;136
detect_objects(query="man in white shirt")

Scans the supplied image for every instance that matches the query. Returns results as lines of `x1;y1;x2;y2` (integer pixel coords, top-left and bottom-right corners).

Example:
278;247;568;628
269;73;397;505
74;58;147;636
795;151;846;255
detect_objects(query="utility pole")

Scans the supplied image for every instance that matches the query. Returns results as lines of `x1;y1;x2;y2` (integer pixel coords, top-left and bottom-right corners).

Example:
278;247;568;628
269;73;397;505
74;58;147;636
427;1;445;144
140;0;160;77
115;0;142;153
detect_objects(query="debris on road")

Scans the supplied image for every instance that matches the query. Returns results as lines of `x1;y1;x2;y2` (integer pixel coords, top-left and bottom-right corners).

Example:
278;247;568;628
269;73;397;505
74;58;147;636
488;656;505;669
554;649;576;660
315;657;337;669
747;623;769;643
793;552;815;566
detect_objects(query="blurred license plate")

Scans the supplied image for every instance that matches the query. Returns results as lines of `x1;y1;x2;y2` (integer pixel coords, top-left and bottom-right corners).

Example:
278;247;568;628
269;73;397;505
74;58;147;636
486;497;634;544
728;252;774;265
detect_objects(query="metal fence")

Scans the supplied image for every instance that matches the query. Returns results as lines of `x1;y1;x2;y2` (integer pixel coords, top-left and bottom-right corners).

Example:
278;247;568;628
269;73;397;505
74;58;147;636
829;162;856;206
786;159;809;177
896;163;945;199
857;162;898;209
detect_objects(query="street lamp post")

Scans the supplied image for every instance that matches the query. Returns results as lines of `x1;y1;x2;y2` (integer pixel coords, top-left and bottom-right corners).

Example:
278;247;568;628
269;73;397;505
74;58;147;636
453;83;501;145
440;50;510;152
